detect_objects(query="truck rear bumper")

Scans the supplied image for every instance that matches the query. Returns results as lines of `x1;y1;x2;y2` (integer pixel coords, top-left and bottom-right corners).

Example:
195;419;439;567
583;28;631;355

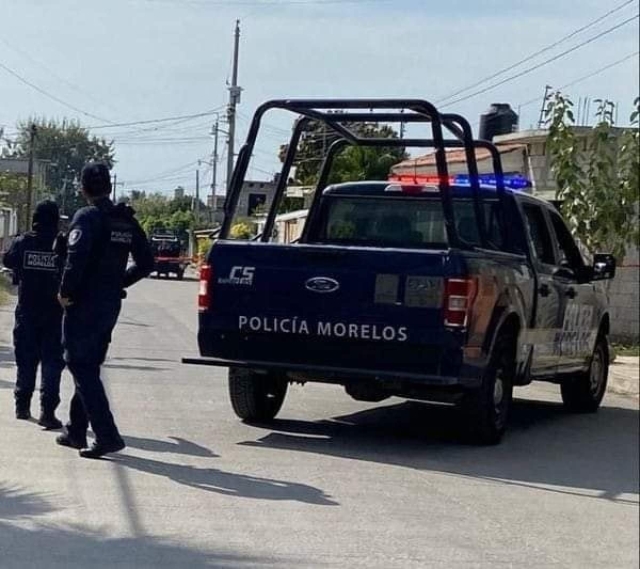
182;355;482;390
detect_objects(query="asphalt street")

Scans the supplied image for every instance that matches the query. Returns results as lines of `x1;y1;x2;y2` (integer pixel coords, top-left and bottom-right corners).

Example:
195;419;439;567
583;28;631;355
1;276;638;568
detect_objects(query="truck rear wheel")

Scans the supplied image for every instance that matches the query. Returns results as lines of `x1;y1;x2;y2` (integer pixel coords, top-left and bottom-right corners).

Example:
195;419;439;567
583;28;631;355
228;368;288;422
461;339;514;445
561;335;608;413
176;269;184;280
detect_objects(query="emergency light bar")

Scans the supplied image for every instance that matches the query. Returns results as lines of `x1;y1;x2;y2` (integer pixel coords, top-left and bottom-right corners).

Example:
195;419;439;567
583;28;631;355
388;173;531;190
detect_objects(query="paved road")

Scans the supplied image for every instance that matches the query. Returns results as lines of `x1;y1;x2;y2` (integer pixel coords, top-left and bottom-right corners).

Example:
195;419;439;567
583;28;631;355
1;277;638;568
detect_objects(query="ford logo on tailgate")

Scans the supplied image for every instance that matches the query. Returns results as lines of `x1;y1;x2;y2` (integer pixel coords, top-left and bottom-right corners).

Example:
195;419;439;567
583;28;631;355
305;276;340;293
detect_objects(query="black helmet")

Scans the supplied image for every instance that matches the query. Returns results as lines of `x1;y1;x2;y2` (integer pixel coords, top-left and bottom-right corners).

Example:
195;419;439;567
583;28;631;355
32;200;60;231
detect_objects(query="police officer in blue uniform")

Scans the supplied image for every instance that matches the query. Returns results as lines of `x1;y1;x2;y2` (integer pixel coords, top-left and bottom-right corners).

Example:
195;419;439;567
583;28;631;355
3;201;65;429
56;162;153;459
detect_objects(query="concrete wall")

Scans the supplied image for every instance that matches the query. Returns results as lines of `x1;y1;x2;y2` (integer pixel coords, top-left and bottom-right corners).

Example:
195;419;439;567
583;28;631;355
608;247;640;342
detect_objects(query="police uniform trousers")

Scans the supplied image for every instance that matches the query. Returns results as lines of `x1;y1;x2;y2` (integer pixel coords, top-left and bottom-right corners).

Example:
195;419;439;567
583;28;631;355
62;299;122;444
13;306;64;412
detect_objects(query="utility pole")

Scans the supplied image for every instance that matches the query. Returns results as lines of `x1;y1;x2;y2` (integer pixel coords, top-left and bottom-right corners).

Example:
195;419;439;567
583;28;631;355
112;173;118;202
25;123;37;228
226;19;242;193
537;85;552;129
211;119;219;223
195;166;200;225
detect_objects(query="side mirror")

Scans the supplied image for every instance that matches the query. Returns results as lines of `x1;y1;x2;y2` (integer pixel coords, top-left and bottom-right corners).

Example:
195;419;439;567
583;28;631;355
591;253;616;281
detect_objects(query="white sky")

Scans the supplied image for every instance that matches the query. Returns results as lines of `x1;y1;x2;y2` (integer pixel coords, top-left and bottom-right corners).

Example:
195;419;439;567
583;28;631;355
1;0;638;196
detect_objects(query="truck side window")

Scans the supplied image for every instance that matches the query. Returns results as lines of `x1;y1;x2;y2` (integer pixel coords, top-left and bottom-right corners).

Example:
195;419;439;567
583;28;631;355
548;210;585;271
523;204;555;266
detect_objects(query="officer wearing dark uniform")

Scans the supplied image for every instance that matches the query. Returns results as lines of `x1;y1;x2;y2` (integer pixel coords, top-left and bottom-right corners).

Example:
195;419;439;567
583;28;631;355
56;162;153;459
2;201;65;429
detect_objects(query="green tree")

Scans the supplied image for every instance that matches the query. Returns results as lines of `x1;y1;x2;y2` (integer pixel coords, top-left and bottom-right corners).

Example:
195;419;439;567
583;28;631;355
546;93;639;259
15;118;115;217
280;122;408;185
0;172;28;230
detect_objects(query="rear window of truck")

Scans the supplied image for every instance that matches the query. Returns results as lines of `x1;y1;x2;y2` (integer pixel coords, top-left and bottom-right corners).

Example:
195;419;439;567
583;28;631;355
309;196;508;250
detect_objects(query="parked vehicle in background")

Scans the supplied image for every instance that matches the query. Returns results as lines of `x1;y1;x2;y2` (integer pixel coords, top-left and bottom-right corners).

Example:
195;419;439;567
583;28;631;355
150;233;189;280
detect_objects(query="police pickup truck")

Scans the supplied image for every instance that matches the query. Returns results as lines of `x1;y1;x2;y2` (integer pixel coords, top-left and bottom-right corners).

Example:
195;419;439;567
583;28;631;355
184;99;616;444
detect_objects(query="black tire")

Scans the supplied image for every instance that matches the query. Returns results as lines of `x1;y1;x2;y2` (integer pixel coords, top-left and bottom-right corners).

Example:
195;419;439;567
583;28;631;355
228;367;288;422
561;335;608;413
461;339;514;445
176;269;184;281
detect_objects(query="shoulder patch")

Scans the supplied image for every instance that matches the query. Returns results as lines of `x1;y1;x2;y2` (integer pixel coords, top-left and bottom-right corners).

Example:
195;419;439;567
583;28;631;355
68;229;82;246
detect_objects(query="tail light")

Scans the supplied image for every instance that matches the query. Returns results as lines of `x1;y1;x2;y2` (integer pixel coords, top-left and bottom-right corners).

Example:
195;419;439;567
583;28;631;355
198;264;212;311
444;278;477;328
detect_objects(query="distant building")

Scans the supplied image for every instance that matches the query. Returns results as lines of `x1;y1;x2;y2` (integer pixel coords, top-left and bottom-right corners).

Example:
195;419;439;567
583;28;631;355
174;186;185;200
236;179;277;217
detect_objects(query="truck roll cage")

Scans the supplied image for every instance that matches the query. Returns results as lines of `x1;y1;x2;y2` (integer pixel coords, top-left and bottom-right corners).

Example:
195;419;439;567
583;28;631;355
220;99;509;249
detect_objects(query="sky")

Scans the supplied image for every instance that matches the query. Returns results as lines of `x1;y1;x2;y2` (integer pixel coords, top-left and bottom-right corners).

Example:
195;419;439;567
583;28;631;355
1;0;638;198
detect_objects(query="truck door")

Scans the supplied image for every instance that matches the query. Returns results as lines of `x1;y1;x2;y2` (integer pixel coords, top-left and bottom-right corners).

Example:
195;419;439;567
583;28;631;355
521;203;564;377
547;209;598;372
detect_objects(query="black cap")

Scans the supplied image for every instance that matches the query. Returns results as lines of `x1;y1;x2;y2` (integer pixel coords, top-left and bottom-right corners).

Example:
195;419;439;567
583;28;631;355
32;200;60;231
81;161;112;197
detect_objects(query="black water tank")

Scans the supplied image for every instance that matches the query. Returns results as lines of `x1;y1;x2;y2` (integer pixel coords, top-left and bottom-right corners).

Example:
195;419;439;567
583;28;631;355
479;103;518;141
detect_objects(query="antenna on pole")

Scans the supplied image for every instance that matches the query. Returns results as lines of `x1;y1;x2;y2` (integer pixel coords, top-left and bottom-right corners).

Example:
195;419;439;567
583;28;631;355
226;19;242;195
537;85;552;128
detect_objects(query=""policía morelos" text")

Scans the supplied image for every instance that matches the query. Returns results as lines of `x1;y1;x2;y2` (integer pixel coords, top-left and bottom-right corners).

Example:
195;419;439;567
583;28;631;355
238;315;408;342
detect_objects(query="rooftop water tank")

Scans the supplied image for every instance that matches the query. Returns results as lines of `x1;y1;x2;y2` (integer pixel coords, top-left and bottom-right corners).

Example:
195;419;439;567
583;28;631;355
479;103;518;141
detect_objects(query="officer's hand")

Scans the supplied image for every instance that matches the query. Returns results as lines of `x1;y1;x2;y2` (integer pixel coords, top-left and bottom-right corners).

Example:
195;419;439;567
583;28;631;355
58;294;73;308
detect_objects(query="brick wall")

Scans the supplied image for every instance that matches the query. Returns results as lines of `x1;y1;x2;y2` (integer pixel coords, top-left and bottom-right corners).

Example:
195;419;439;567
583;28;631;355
608;246;640;342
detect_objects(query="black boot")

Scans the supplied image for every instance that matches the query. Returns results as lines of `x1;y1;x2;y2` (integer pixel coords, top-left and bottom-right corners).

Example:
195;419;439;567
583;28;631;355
38;411;63;430
79;438;126;459
15;402;31;421
56;430;88;450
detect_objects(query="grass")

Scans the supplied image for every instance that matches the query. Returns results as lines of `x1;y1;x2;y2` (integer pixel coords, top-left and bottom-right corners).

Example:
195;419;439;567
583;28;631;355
612;343;640;358
0;273;13;306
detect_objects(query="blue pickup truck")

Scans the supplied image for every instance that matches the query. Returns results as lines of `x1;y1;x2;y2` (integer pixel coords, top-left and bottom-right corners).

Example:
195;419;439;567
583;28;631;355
184;99;616;444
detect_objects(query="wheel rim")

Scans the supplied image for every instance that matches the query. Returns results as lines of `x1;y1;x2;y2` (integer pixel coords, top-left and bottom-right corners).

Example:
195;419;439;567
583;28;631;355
493;376;504;409
589;347;605;396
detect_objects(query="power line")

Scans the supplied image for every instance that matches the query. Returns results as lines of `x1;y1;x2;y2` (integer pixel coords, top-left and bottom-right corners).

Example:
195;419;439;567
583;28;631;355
440;14;639;109
0;36;118;118
436;0;636;105
88;107;225;130
0;59;112;123
515;50;640;112
143;0;390;5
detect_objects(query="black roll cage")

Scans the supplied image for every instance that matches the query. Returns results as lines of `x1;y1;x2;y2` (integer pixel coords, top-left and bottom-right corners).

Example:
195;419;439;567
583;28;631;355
219;99;508;249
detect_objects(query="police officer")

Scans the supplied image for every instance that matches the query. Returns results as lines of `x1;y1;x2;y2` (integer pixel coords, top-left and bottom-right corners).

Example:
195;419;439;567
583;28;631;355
2;201;65;429
56;162;153;459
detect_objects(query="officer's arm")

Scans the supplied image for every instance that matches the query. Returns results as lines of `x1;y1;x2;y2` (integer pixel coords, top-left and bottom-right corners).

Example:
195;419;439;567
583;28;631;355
59;211;95;300
123;221;154;288
2;236;22;269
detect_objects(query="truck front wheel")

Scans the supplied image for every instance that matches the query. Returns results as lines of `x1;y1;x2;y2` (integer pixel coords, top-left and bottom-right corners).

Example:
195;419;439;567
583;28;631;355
228;368;288;422
561;336;608;413
461;339;514;445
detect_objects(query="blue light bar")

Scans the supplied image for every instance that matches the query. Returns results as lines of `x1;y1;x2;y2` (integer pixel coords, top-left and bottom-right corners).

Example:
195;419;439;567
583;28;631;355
452;173;531;190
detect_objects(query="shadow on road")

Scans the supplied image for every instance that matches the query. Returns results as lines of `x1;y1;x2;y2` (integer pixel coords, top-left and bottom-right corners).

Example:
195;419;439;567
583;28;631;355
0;485;277;568
0;345;15;370
117;318;152;329
104;363;170;372
114;454;338;506
123;435;217;458
239;397;639;505
0;485;56;520
109;356;176;364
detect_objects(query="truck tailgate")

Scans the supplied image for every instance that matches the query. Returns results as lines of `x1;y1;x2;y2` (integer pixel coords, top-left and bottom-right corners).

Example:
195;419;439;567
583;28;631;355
198;241;462;376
